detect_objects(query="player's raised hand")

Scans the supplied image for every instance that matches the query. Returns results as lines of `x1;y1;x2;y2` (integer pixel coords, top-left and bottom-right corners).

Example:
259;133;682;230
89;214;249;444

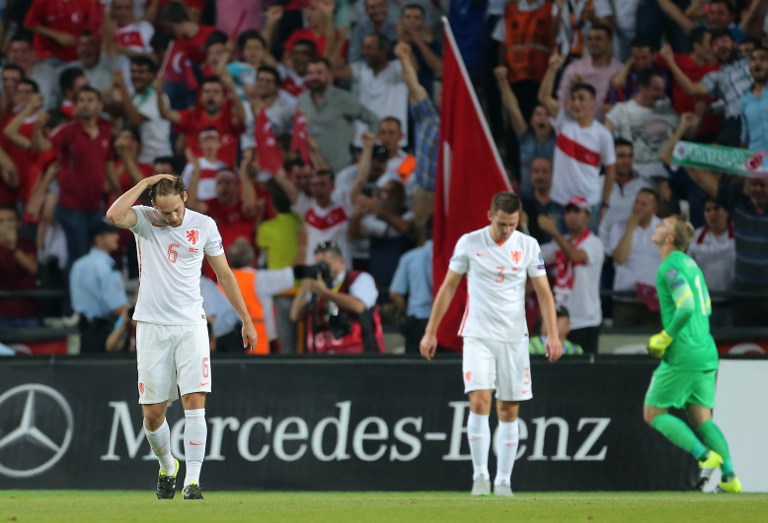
545;335;563;363
419;332;437;361
242;322;258;352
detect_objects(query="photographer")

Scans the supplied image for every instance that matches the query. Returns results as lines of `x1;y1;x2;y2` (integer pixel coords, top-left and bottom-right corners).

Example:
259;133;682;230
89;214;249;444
290;241;385;354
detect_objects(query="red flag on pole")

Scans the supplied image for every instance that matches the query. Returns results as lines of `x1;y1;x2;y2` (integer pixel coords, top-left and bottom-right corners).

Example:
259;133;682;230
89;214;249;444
255;106;284;174
433;18;512;351
290;109;311;165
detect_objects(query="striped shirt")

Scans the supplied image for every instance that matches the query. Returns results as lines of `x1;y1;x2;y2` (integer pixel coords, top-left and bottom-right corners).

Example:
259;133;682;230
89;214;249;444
717;177;768;286
410;98;440;191
701;57;752;118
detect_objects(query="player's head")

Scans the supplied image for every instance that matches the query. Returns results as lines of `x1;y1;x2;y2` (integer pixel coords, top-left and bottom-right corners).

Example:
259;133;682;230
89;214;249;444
151;176;188;227
314;240;345;276
488;192;521;243
652;214;695;251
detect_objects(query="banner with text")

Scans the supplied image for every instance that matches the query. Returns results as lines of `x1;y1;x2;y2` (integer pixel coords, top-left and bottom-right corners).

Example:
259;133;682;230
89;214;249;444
0;357;700;491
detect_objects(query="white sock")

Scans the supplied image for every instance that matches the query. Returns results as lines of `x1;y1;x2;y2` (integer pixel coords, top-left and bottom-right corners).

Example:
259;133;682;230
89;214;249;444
495;420;520;486
183;409;207;487
144;419;176;474
467;412;491;480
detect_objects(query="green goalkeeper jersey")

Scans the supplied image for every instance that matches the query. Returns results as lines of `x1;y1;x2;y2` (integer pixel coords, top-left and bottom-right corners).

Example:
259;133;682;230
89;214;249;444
656;250;719;371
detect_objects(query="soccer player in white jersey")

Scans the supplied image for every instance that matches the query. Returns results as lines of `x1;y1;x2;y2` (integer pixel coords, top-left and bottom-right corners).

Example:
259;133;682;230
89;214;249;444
420;192;563;497
106;174;258;500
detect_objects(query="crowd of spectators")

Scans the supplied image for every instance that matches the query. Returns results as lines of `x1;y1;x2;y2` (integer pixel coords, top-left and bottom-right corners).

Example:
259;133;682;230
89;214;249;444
0;0;766;356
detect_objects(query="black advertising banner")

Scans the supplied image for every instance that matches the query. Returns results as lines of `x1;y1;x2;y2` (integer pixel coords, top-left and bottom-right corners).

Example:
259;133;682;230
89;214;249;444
0;357;697;491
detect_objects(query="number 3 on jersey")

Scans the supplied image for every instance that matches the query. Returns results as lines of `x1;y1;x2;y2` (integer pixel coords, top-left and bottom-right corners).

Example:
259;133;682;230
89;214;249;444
167;243;180;264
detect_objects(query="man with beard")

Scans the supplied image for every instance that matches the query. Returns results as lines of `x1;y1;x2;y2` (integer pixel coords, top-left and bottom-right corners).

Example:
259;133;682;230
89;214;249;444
660;29;751;146
156;75;245;166
739;46;768;152
297;58;378;173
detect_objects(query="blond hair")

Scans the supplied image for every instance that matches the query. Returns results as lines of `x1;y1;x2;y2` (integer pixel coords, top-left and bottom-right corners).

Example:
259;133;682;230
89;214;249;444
668;215;695;251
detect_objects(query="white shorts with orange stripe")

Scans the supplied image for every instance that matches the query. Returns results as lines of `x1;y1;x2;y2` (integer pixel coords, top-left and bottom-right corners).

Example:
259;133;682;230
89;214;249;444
462;336;532;402
136;322;211;404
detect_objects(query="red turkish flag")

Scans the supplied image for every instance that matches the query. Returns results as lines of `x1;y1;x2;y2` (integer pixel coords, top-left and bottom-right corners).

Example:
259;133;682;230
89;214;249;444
290;109;311;165
255;106;284;174
433;20;512;351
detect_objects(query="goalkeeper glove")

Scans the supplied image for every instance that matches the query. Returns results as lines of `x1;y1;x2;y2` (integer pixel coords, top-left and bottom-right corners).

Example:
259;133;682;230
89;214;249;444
647;330;673;359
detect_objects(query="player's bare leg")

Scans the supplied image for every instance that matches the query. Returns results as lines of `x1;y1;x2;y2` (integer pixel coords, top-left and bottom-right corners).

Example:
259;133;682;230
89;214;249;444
181;392;207;499
494;400;520;497
143;402;179;499
467;390;492;496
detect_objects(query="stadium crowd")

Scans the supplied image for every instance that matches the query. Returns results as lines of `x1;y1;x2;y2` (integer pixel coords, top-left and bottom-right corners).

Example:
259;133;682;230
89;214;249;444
0;0;766;355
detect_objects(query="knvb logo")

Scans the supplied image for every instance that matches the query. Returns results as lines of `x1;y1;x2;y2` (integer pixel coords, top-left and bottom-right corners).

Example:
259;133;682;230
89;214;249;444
0;384;74;478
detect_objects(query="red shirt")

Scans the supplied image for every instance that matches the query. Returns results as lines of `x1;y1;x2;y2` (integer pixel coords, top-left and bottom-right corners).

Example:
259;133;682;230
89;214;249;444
176;24;216;65
656;53;721;137
0;114;39;202
0;239;39;318
176;103;244;166
50;119;114;211
24;0;102;62
283;28;348;58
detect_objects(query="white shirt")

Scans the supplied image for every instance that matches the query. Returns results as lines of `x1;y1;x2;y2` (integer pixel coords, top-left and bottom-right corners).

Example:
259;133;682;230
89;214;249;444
605;99;679;180
351;60;408;146
181;157;228;201
551;110;616;206
608;216;662;292
130;206;224;325
541;232;604;330
252;267;295;339
131;87;172;165
304;200;353;264
598;174;654;245
449;227;547;342
687;227;735;293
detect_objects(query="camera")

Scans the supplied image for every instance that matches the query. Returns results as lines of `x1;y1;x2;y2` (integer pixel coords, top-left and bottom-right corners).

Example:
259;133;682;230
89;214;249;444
328;310;353;339
294;261;333;287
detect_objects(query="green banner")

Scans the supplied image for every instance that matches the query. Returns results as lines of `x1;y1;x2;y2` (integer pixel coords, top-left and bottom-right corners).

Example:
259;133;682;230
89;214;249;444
672;141;768;177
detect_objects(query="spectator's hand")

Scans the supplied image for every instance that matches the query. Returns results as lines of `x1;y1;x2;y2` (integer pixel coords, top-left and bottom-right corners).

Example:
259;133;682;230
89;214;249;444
546;334;563;363
647;330;672;358
184;147;199;166
26;94;44;113
419;332;438;361
360;131;375;150
659;44;674;63
0;223;17;250
307;273;330;296
537;214;558;234
680;112;698;130
152;75;164;94
548;51;564;71
394;42;412;61
265;6;284;25
493;65;509;83
627;211;642;229
53;32;76;47
112;69;126;90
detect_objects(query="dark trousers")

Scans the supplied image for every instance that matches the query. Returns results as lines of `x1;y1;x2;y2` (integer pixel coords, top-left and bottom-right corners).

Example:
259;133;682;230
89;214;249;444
401;315;429;354
569;326;601;354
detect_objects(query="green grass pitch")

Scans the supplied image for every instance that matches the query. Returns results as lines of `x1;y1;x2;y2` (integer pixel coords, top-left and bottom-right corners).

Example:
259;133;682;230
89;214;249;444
3;491;768;522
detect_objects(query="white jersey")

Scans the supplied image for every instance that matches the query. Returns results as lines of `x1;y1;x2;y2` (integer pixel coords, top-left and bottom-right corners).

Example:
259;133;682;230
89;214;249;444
131;205;224;325
449;227;546;343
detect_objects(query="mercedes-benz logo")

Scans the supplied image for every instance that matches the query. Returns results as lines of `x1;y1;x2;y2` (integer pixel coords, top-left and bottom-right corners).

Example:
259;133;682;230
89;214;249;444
0;384;74;478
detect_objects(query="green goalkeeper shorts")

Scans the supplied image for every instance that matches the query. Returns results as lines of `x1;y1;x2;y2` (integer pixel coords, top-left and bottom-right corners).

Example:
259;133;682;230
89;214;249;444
644;362;717;410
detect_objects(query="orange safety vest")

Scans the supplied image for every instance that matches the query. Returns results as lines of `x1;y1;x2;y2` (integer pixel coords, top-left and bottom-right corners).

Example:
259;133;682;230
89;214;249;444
223;268;269;355
504;0;555;84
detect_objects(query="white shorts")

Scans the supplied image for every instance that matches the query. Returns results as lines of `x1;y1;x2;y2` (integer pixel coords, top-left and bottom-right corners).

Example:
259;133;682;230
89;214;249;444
462;336;532;402
136;322;211;404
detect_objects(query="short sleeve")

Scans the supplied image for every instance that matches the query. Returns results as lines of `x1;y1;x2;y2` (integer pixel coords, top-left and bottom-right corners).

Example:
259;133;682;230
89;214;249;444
604;103;622;130
448;234;470;275
526;240;547;278
540;241;558;264
601;127;617;165
256;267;295;297
102;269;128;311
48;123;70;151
203;217;225;256
584;236;604;265
349;272;378;309
129;205;152;237
389;253;410;295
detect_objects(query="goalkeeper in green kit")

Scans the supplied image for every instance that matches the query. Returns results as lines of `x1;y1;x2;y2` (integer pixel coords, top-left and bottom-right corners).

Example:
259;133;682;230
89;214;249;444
643;215;741;493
